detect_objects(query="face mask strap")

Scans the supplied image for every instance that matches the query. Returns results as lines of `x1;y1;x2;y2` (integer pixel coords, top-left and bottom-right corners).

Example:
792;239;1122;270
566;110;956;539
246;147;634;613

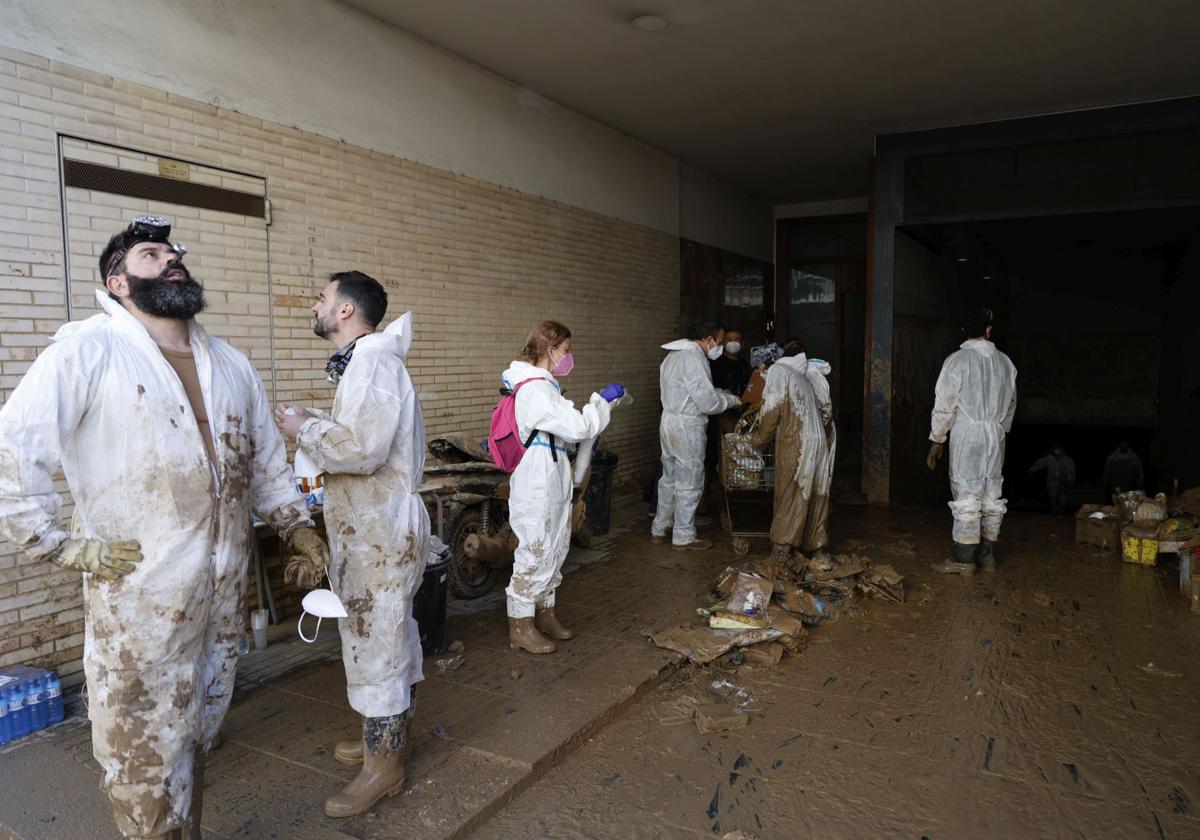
297;612;322;644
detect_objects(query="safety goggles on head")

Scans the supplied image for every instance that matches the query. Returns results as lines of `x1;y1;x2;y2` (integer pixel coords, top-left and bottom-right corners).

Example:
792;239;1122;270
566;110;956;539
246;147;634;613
104;215;188;277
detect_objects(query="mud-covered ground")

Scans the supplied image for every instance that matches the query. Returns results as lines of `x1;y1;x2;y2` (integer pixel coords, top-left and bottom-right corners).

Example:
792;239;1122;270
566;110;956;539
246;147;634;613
475;507;1200;840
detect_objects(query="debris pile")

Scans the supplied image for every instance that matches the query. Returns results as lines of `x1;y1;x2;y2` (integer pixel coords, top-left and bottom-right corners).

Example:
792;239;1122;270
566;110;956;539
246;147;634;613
648;549;905;667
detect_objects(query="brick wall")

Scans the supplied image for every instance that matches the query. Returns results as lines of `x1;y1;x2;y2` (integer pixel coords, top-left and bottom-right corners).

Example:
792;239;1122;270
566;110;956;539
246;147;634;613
0;46;679;685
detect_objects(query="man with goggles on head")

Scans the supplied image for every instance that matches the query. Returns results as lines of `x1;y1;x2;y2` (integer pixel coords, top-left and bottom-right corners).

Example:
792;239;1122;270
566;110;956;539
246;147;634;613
0;215;329;839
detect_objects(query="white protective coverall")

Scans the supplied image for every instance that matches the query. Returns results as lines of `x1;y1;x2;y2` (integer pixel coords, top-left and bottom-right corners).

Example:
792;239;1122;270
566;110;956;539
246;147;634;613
501;361;611;618
297;313;430;718
930;338;1018;545
652;340;739;545
0;290;311;837
806;359;837;501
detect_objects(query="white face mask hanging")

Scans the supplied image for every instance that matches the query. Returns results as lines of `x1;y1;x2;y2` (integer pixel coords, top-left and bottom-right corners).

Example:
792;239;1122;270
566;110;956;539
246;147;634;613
297;580;348;644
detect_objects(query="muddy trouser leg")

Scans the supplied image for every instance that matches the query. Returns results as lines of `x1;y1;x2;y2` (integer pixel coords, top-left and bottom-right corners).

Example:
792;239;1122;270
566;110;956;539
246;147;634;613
948;476;983;546
651;447;677;537
670;427;707;545
507;495;556;619
980;476;1007;542
802;495;831;553
89;656;199;839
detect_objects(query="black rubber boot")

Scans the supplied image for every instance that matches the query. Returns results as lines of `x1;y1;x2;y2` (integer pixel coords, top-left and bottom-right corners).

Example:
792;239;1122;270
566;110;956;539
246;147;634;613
978;538;996;572
931;542;977;576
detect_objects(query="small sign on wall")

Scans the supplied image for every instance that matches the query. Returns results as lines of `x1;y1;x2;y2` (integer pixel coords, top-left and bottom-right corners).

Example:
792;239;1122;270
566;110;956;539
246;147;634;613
157;158;190;180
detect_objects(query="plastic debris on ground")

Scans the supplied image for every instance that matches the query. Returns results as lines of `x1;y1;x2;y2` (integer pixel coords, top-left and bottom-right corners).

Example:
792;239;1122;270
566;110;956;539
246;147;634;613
648;544;906;665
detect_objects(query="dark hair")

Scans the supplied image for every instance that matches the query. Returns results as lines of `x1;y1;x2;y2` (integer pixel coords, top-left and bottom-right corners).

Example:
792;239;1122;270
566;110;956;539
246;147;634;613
520;320;571;362
331;271;388;328
686;321;720;341
781;338;807;357
962;307;993;338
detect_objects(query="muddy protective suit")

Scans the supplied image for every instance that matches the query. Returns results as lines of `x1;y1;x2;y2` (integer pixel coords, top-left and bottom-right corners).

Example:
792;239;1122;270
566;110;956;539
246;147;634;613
297;313;430;717
0;290;311;838
752;355;827;551
805;358;836;549
930;339;1018;545
501;361;611;618
652;340;739;545
1030;452;1075;513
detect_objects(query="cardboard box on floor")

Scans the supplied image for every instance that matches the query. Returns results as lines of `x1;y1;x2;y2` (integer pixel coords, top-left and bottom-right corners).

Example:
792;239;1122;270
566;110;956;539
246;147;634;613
1075;505;1122;553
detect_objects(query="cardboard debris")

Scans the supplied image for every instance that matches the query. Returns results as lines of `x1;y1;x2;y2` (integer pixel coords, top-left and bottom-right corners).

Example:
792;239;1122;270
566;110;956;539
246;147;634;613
766;603;806;638
650;545;905;664
650;625;783;664
740;642;784;666
694;703;749;733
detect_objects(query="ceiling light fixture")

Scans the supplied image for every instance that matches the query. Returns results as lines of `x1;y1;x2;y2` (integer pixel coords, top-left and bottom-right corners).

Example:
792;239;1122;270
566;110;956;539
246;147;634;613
632;14;671;31
982;275;992;280
956;257;969;263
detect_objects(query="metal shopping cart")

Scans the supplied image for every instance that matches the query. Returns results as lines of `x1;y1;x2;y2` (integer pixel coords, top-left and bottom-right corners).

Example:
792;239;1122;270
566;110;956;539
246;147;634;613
719;411;775;556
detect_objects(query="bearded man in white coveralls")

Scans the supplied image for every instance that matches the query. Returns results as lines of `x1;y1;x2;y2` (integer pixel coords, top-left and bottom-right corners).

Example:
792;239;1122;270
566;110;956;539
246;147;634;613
0;217;329;840
927;307;1018;576
275;271;430;819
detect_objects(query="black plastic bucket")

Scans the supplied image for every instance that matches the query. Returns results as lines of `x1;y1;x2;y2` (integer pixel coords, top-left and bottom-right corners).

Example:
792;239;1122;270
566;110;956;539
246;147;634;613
414;553;449;656
584;450;619;536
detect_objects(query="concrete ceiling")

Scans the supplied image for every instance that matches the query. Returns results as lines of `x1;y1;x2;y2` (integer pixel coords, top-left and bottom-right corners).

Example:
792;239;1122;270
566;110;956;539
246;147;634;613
345;0;1200;204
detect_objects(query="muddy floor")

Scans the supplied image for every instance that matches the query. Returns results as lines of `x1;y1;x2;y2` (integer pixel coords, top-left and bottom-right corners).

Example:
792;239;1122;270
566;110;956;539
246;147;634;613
474;507;1200;840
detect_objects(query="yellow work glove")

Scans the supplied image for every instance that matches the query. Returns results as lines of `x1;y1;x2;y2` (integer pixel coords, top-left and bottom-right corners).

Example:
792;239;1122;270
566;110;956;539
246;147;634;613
283;526;328;590
49;538;143;581
926;441;945;471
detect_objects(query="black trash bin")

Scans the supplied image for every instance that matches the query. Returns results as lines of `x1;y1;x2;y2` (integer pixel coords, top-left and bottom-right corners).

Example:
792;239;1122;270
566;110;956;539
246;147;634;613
414;549;449;655
584;450;619;536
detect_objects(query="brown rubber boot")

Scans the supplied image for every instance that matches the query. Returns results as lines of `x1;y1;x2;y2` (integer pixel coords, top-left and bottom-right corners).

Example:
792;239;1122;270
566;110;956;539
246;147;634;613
323;748;406;818
334;739;363;765
672;538;713;552
508;616;556;654
535;605;574;640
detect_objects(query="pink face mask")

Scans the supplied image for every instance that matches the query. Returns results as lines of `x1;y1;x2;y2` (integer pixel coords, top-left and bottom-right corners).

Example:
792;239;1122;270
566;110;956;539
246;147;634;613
551;350;575;377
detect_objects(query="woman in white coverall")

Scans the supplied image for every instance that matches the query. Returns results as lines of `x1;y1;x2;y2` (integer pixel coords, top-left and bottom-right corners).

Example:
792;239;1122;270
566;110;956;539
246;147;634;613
0;217;325;839
652;322;740;551
927;307;1018;575
276;271;431;818
502;321;619;654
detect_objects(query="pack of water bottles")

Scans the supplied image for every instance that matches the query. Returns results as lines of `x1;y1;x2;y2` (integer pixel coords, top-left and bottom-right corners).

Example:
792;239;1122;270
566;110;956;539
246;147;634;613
0;665;64;746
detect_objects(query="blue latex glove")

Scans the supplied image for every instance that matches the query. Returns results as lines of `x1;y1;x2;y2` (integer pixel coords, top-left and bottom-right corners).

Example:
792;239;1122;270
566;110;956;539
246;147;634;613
600;383;625;402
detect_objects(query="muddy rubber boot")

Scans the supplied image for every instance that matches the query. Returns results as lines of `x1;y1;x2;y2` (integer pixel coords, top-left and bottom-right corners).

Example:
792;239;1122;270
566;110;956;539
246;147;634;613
930;542;977;576
508;616;557;654
672;538;713;552
978;538;997;572
325;713;410;818
535;605;574;640
334;691;414;765
334;739;364;765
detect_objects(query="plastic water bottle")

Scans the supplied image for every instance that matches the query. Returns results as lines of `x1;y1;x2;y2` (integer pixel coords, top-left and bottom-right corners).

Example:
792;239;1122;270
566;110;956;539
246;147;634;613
28;677;47;732
0;686;10;746
8;681;28;740
45;673;63;725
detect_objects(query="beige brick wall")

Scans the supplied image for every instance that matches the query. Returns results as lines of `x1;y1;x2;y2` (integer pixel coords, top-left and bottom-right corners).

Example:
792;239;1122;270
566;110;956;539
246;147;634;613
0;47;679;684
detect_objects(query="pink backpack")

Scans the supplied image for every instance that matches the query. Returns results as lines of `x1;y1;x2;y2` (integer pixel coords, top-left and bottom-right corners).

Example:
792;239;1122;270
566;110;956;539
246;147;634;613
487;379;555;472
